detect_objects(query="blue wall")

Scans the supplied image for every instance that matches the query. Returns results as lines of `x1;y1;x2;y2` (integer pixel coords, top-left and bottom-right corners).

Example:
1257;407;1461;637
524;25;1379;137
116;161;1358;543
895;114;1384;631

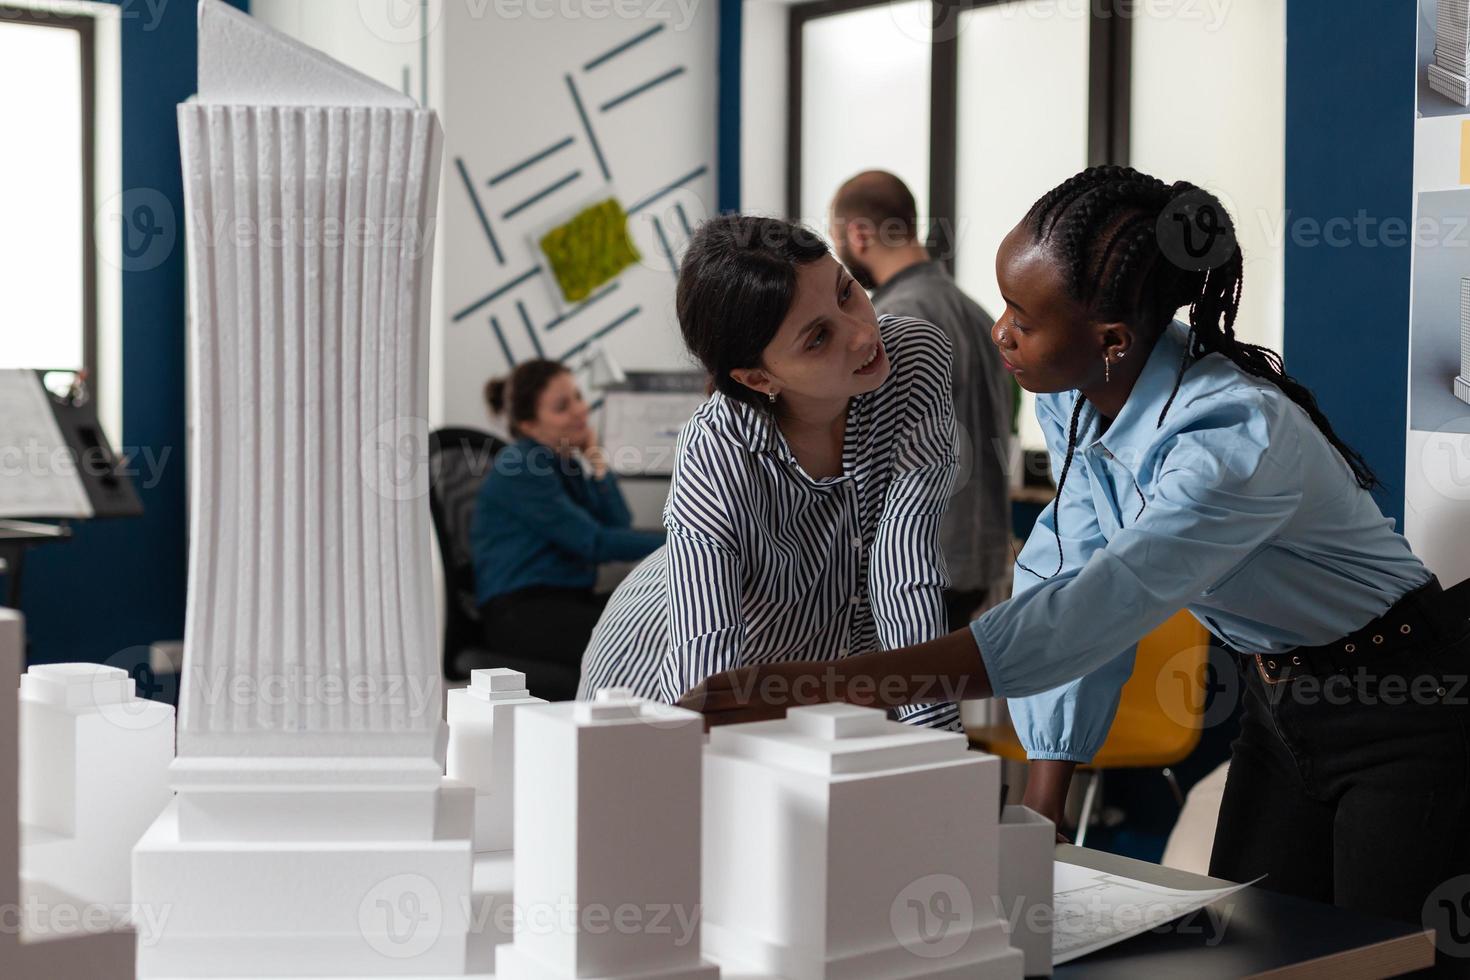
1283;1;1416;528
17;0;247;666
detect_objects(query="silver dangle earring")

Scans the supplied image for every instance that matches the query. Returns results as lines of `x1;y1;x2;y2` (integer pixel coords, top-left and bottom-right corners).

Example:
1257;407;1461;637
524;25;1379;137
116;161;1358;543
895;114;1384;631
1104;356;1111;384
768;390;777;403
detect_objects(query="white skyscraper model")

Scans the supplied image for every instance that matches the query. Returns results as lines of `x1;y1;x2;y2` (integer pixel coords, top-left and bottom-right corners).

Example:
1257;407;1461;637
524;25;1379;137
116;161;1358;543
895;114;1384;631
1431;0;1470;105
495;689;721;980
1456;277;1470;405
132;2;471;975
702;704;1024;980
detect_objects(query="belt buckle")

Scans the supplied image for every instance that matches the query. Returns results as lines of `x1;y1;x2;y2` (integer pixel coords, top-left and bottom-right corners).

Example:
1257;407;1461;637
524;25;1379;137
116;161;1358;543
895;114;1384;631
1255;653;1288;686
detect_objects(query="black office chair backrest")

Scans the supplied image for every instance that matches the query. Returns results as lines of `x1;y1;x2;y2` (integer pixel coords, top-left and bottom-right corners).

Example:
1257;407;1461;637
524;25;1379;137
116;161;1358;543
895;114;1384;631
427;427;505;668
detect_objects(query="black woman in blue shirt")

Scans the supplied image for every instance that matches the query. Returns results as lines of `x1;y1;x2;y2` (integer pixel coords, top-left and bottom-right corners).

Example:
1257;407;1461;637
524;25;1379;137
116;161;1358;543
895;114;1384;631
470;360;664;696
681;167;1469;947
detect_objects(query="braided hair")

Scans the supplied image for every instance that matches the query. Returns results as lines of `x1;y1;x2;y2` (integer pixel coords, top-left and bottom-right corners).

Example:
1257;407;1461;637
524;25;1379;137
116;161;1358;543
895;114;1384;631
1017;165;1378;579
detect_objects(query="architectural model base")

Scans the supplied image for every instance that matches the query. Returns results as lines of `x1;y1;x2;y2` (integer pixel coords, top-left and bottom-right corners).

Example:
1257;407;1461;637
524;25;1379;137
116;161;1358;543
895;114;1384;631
704;921;1021;980
495;944;721;980
1455;374;1470;405
134;786;474;978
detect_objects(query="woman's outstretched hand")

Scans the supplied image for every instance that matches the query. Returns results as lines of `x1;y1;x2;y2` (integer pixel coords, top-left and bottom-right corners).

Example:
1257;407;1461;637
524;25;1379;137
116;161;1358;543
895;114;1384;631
676;660;845;728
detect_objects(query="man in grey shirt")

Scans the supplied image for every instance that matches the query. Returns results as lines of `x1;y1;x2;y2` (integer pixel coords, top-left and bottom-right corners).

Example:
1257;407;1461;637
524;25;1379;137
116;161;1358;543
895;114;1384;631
830;170;1013;630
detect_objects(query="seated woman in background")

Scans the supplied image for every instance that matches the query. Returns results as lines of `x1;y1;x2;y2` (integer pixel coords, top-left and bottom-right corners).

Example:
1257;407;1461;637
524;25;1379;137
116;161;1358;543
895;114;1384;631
470;360;665;697
578;214;963;730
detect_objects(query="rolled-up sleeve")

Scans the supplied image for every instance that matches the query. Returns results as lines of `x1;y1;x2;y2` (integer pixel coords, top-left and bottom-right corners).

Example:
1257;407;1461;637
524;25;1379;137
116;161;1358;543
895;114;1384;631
972;391;1302;762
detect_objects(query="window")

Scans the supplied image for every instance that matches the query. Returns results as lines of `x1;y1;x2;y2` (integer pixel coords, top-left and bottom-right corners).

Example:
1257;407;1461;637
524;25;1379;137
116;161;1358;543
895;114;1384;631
1130;0;1286;352
0;5;95;380
794;0;932;231
789;0;1124;449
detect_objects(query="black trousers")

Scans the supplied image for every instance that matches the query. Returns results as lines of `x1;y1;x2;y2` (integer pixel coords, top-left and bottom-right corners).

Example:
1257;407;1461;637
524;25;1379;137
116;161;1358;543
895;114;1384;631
1209;615;1470;968
478;586;608;700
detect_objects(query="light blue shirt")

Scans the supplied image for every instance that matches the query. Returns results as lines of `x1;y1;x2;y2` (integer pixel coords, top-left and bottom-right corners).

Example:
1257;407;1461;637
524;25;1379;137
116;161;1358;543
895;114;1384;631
971;321;1430;763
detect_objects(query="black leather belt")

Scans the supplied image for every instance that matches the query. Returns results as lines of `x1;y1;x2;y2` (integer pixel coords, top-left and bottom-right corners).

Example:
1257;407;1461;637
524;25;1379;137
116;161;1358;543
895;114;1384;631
1249;576;1470;686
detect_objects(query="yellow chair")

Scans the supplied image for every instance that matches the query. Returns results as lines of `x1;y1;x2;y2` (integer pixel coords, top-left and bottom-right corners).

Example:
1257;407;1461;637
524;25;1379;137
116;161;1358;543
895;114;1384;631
966;609;1213;845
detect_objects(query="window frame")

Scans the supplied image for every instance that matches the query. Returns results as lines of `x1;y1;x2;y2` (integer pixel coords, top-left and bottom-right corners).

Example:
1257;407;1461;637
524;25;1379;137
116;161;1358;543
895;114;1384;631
0;3;97;391
786;0;1133;272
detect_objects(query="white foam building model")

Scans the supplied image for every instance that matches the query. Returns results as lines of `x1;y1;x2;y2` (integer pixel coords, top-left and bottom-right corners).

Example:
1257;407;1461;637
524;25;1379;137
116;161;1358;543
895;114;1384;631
702;704;1025;980
1456;277;1470;406
19;663;174;911
495;689;722;980
131;2;471;976
447;668;546;974
996;805;1055;977
447;668;546;854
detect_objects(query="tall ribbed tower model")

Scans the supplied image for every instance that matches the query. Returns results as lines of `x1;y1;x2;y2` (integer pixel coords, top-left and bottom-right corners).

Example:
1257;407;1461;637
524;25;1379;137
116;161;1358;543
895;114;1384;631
132;3;472;976
1456;278;1470;405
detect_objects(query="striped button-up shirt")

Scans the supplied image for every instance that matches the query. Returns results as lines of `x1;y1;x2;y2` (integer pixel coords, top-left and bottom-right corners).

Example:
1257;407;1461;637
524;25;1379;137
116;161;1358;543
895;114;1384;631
578;315;963;729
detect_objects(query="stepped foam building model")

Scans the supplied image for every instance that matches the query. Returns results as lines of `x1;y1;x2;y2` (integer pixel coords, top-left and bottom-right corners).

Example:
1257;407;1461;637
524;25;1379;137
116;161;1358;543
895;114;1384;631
702;704;1025;980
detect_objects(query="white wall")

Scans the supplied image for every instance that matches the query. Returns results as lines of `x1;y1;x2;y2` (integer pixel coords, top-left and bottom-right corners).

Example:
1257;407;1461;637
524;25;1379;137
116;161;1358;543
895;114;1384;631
1130;0;1287;354
740;0;788;217
254;0;718;432
438;0;718;429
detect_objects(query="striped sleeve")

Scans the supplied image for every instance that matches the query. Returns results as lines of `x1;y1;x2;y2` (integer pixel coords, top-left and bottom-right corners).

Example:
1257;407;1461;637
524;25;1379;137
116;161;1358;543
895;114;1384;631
658;423;747;703
868;319;962;730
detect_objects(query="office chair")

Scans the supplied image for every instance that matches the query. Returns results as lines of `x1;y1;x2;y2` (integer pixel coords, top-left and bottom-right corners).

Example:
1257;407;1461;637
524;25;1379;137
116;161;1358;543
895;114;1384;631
966;609;1212;846
426;427;582;699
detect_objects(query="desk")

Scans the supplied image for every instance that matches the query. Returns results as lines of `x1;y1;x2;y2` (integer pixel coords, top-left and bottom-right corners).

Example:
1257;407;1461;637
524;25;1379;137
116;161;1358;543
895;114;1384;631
1053;845;1437;978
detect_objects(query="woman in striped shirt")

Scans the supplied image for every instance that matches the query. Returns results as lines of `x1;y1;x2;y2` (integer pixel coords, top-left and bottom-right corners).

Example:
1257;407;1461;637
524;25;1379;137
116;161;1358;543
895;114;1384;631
577;214;962;729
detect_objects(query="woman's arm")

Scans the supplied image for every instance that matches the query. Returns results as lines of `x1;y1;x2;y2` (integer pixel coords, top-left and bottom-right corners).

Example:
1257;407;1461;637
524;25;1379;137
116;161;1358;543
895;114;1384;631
676;625;990;725
867;320;962;729
657;429;749;703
